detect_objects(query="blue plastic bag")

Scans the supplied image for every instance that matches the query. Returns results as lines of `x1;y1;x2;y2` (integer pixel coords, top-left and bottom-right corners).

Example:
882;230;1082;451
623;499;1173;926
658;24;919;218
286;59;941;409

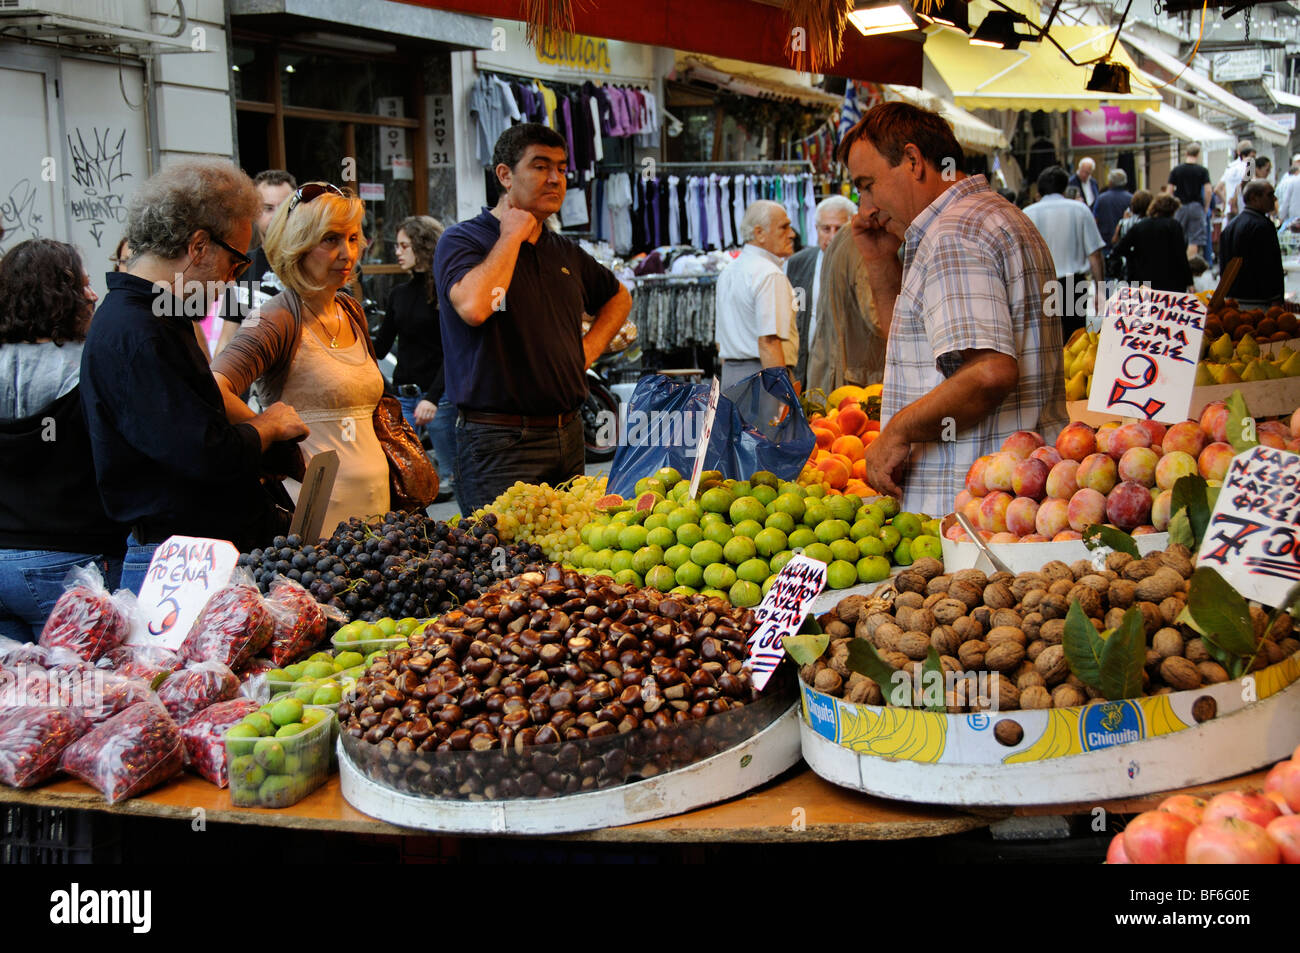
607;369;815;499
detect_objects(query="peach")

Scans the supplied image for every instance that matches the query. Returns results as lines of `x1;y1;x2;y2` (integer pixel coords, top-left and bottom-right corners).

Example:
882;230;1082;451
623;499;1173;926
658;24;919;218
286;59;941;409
988;532;1020;543
944;521;966;541
1106;481;1154;530
1095;421;1121;456
1162;421;1207;458
1200;401;1229;443
1131;525;1158;535
1105;422;1153;461
1258;420;1290;438
1055;422;1096;462
1035;497;1071;537
1154;450;1198;491
1132;419;1167;451
1260;431;1287;450
1067;487;1108;532
954;489;973;512
1005;496;1040;536
965;455;991;496
1118;447;1160;487
1001;430;1045;460
1198;442;1235;482
1045;460;1081;500
1151;489;1172;531
982;451;1017;493
977;491;1013;534
961;494;982;525
1053;529;1084;541
1011;458;1050;500
1077;452;1119;494
1029;445;1063;468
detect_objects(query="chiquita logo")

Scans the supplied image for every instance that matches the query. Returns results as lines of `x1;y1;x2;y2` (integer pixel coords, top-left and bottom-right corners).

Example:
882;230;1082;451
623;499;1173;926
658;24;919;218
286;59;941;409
1080;700;1145;751
804;684;838;740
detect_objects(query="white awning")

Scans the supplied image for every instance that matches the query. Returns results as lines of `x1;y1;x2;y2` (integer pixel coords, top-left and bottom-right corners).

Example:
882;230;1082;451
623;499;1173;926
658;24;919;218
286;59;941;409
883;84;1009;152
1266;85;1300;110
1121;33;1290;146
1140;102;1234;151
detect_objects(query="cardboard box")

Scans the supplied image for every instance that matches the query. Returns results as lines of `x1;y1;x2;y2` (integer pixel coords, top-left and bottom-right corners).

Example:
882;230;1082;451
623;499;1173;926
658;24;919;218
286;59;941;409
939;514;1168;574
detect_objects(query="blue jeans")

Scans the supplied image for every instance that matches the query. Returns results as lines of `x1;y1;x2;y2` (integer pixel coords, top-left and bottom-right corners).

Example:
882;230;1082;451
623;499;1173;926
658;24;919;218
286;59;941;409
0;550;122;642
454;414;584;516
397;394;457;487
118;535;161;597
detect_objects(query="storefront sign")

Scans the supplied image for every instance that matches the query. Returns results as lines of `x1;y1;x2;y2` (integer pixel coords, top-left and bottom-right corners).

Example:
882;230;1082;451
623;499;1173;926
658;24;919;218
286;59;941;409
1070;106;1138;147
1198;446;1300;606
128;537;239;650
376;96;407;176
359;182;385;201
391;157;414;181
1267;112;1297;132
745;554;828;690
1087;285;1207;424
476;20;656;86
1213;49;1264;83
534;32;612;73
426;94;454;168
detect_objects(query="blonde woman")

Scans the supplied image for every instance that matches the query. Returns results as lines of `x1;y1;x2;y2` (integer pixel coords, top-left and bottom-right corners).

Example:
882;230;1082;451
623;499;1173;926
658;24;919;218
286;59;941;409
213;183;389;534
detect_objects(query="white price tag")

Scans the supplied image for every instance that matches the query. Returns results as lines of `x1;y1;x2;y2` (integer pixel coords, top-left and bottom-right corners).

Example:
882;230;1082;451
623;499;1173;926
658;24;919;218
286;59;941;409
1086;286;1207;424
686;376;721;500
128;536;239;650
1197;447;1300;606
744;554;828;691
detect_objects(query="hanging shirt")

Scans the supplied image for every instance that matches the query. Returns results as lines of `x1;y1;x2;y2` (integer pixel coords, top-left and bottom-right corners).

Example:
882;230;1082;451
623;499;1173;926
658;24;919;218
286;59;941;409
719;177;734;249
587;91;604;163
733;174;747;243
667;175;681;245
783;176;801;242
803;175;817;243
636;90;659;147
468;76;494;167
536;80;558;129
608;173;633;255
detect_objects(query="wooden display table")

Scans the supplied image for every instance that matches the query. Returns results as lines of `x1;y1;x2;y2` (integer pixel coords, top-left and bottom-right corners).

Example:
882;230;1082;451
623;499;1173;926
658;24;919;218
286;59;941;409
0;766;1271;844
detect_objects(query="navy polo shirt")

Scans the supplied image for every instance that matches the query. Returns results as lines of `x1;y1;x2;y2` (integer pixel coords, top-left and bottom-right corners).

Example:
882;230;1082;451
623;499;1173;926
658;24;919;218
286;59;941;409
433;208;620;415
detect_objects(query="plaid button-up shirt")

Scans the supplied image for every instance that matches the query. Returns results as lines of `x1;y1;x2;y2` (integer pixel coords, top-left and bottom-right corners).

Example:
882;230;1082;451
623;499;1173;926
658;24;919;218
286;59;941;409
881;175;1068;517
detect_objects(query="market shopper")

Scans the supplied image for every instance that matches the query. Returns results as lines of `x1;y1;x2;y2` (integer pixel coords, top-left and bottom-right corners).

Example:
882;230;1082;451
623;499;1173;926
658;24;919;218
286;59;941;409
433;123;632;515
1068;157;1099;208
1167;143;1212;257
1092;169;1133;254
784;195;857;386
1218;180;1285;308
1216;139;1255;220
215;169;297;356
1113;194;1193;293
804;225;886;394
1112;189;1153;246
214;182;392;537
1021;166;1105;338
715;200;798;391
80;159;308;593
375;215;455;502
841;102;1066;516
1278;154;1300;224
0;240;125;639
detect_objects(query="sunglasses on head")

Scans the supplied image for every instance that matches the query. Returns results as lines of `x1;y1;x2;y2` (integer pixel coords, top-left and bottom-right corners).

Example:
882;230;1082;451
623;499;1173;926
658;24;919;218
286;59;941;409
201;227;253;278
288;182;347;213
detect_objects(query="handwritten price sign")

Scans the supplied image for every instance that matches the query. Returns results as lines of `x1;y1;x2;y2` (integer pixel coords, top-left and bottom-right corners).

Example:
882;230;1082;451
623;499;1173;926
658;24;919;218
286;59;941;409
744;554;828;690
127;536;238;650
1197;447;1300;606
687;376;721;500
1087;286;1207;424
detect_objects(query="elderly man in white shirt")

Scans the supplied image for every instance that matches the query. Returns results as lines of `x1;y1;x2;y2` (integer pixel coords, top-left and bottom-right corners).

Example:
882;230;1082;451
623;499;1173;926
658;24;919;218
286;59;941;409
1216;139;1255;220
1022;165;1105;337
715;199;798;390
1276;154;1300;224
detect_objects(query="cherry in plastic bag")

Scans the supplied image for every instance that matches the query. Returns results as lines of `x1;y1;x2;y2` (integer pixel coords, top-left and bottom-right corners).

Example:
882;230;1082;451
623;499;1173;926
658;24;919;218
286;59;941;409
0;707;91;788
39;583;129;663
266;579;327;667
60;702;184;803
179;585;272;671
180;698;259;787
156;661;239;724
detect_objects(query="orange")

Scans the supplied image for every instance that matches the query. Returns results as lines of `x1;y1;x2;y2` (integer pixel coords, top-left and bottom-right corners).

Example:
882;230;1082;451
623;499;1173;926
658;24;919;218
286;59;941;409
831;434;865;460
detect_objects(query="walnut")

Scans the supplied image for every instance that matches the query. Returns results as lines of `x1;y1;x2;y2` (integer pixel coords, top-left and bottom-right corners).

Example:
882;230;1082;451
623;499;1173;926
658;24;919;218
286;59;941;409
859;612;896;641
1159;656;1202;690
1156;549;1194;579
1074;573;1110;594
825;620;851;639
1021;611;1044;641
971;605;994;631
952;615;983;641
948;580;983;610
923;592;946;610
1068;584;1103;619
1136;567;1185;603
1034;644;1069;684
893;590;925;610
800;662;818;685
939;655;962;676
1020;686;1053;709
1105;550;1134;572
1048;578;1076;597
1158;595;1185;626
896;631;932;661
991;608;1023;630
910;557;944;580
985;641;1026;672
1192;695;1217;721
1020;588;1048;612
926;574;953;596
880;650;911;671
953;569;989;591
983;582;1016;610
1105;607;1127;630
932;598;968;625
1010;573;1048;601
1279;638;1300;658
835;595;870;625
1017;669;1046;691
988;570;1016;587
845;672;882;705
895;605;936;635
1051;684;1087;709
1196;661;1229;684
1185;638;1210;663
1145;648;1162;670
1153;628;1184;659
874;622;904;653
1040;560;1073;583
1267;613;1294;642
814;668;844;695
957;640;989;670
1039;618;1066;645
1108;579;1138;608
1136;601;1164;635
930;625;962;657
1250;606;1270;643
982;673;1020;711
986;625;1027;647
1122;557;1158;582
1038;593;1069;620
1026;639;1047;661
1070;559;1095;581
895;570;927;595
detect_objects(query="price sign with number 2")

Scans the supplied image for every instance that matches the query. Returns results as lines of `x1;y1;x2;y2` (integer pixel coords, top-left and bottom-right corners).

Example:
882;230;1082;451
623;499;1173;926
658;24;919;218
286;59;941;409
1086;286;1206;425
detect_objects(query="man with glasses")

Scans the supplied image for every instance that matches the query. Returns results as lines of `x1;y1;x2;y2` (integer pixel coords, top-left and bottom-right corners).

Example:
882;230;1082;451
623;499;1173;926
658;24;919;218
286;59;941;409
80;159;308;592
783;195;858;387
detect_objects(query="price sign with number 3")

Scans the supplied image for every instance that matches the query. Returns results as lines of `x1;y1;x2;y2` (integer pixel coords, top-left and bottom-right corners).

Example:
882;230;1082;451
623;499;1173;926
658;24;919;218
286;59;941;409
1087;286;1207;425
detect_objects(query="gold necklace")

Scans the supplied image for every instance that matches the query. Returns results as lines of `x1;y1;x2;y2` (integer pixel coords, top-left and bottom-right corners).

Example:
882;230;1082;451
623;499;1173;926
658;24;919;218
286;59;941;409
303;298;342;348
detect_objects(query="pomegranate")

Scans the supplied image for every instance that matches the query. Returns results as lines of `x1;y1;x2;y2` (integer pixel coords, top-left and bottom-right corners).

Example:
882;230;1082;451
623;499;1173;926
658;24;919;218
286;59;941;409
1106;831;1131;864
1187;817;1281;864
1123;810;1196;864
1266;815;1300;864
1202;790;1282;829
1159;794;1207;826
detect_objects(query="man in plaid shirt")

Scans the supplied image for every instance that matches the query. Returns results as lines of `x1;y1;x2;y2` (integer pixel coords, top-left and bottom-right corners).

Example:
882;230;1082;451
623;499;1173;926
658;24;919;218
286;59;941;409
841;103;1067;517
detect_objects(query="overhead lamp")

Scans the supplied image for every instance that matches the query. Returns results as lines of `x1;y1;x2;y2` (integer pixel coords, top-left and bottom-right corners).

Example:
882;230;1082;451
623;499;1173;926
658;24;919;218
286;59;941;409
1085;61;1131;94
847;0;922;37
915;0;969;32
969;11;1032;49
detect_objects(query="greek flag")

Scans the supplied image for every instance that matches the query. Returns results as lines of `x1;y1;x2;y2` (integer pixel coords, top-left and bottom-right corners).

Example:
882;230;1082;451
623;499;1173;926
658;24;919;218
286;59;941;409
837;80;863;142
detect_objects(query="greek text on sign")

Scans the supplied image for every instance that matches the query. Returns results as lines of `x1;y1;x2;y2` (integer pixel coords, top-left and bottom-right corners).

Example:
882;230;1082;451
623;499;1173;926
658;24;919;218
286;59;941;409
128;536;238;650
1197;446;1300;606
1087;285;1206;425
687;376;721;498
745;554;828;690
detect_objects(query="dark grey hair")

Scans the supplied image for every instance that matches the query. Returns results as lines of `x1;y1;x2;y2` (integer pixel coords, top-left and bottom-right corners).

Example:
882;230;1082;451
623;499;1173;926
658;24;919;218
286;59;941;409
125;159;259;260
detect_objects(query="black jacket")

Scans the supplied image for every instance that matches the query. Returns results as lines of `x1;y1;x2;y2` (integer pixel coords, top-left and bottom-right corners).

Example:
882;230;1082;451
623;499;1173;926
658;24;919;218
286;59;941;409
1220;208;1284;303
1115;217;1193;293
375;272;446;404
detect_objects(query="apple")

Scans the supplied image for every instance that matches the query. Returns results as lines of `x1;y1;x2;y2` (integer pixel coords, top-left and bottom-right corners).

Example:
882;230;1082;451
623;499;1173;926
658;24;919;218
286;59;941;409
1284;761;1300;814
1005;496;1040;536
1267;814;1300;863
1077;452;1119;494
1123;810;1196;864
1131;525;1159;535
1106;832;1131;864
1260;431;1287;450
1186;817;1281;864
1055;422;1096;462
961;494;982;525
1200;401;1229;443
954;489;973;513
1045;460;1081;500
1265;790;1294;817
1264;760;1300;796
1202;789;1282;829
1011;458;1050;500
1159;794;1207;826
1162;420;1207;458
1198;442;1235;482
1001;430;1045;460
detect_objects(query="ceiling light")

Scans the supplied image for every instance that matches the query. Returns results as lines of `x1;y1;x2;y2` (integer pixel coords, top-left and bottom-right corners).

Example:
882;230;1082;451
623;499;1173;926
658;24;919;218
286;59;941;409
969;10;1032;49
847;1;922;37
915;0;969;32
1086;61;1131;94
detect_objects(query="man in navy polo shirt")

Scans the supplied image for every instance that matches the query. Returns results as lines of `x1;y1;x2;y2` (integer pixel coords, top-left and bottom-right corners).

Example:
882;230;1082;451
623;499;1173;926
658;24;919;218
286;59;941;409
434;123;632;514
